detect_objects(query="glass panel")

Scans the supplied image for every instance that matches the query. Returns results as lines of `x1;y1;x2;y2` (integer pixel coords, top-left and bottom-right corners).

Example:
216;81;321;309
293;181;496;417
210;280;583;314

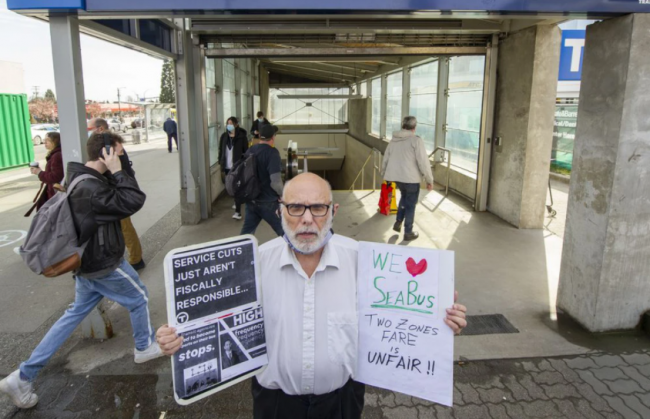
206;88;217;126
386;71;402;140
209;126;219;167
446;56;485;173
223;59;237;123
268;87;349;125
371;78;381;136
360;82;367;98
552;104;578;174
409;61;438;153
205;58;216;89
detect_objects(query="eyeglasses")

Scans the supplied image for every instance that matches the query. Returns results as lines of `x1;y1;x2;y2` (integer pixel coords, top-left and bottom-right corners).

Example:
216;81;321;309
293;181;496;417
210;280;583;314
282;202;331;217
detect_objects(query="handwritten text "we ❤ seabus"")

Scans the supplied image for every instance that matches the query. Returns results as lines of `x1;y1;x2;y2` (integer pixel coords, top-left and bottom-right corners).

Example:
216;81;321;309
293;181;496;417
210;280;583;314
371;251;435;315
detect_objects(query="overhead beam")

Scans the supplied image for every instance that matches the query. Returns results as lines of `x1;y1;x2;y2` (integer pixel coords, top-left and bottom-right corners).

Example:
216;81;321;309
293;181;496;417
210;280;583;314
265;56;400;65
207;46;486;58
268;59;379;72
267;63;358;81
277;95;361;99
267;61;371;76
267;67;353;83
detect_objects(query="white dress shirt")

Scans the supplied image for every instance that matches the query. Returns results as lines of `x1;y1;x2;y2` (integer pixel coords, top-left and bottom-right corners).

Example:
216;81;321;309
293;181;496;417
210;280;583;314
256;235;359;395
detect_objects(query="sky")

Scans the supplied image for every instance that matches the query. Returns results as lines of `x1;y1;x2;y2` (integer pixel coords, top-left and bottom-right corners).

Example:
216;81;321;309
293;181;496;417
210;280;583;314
0;0;163;102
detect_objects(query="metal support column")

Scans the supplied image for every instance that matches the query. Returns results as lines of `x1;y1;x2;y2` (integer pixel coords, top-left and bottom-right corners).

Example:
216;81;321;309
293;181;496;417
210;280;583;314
402;66;411;121
49;15;88;166
435;58;450;161
234;59;243;121
174;18;202;224
193;44;212;218
476;35;499;212
50;15;111;340
380;74;387;139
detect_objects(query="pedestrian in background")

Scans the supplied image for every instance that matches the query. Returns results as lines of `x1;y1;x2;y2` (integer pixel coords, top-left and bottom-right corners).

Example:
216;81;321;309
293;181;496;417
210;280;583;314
250;111;269;140
0;132;163;410
240;124;284;236
163;117;178;153
380;116;434;241
26;132;64;216
88;118;146;271
219;116;248;220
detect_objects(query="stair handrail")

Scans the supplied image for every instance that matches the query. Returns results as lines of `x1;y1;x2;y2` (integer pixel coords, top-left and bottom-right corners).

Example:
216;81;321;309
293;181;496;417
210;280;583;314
349;148;381;191
429;147;452;196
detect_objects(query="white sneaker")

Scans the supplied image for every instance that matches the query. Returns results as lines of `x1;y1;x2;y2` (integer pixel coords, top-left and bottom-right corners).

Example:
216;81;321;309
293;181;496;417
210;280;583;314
232;212;242;220
0;370;38;409
134;342;164;364
232;204;236;210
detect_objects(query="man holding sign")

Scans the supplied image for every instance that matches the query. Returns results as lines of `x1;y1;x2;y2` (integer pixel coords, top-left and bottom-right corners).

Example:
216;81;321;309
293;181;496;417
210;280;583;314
156;173;467;418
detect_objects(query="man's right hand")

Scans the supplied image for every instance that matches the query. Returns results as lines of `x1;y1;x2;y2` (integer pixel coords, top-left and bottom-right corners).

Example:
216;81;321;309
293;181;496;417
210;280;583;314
156;324;183;356
100;147;122;174
427;183;433;191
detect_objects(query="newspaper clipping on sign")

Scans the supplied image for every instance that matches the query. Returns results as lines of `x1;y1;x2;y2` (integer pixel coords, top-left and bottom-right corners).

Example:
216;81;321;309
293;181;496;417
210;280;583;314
164;235;267;405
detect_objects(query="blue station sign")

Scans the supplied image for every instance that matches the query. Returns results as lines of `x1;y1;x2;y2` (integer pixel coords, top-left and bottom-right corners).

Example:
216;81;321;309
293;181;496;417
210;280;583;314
8;0;650;12
559;30;586;81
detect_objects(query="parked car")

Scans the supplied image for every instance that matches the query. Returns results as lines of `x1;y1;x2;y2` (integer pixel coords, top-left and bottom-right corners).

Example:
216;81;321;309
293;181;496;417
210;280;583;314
108;118;129;133
30;124;59;146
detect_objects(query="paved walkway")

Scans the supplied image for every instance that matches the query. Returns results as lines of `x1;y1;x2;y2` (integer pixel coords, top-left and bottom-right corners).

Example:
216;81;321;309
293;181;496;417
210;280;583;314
1;350;648;418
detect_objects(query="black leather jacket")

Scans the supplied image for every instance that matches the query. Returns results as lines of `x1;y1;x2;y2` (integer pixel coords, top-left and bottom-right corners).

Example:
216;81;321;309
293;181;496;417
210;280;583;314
65;162;146;278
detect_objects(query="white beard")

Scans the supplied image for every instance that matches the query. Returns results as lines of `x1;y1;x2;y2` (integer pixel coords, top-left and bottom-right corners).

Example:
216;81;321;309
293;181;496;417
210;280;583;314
282;213;333;254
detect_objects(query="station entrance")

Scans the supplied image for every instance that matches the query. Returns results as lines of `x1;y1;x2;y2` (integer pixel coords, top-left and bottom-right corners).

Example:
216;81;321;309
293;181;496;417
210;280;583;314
190;21;498;216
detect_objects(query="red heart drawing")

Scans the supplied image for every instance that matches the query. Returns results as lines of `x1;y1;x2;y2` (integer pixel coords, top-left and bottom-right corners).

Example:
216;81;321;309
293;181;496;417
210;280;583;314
405;257;427;277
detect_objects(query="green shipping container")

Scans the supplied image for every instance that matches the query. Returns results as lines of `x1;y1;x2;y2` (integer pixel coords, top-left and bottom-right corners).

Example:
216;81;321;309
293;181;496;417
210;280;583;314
0;93;34;171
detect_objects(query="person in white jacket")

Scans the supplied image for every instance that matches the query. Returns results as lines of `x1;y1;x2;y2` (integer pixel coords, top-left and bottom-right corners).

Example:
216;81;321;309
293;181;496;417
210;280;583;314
380;116;434;241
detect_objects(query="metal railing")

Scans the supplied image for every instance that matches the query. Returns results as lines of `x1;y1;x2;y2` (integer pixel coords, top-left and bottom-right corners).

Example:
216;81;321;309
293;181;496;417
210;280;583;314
349;148;381;191
429;147;452;196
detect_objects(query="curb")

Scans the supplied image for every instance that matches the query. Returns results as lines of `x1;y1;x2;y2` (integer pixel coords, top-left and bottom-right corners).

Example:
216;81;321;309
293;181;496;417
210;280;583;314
550;172;570;184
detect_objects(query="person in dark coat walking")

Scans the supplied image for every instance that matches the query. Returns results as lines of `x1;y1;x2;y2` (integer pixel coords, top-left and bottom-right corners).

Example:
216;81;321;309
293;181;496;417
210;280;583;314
27;132;64;215
250;111;269;140
219;116;249;219
163;117;178;153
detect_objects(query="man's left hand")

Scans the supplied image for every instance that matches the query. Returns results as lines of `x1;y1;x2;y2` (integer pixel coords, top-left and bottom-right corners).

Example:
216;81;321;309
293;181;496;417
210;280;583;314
444;290;467;335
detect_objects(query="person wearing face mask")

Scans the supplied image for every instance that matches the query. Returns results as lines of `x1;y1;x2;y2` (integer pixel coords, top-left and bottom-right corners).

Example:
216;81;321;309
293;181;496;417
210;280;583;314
250;111;269;140
218;116;249;220
155;173;467;419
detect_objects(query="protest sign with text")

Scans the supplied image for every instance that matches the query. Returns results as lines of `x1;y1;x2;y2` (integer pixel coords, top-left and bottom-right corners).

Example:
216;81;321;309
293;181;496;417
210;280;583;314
356;242;455;406
164;235;267;405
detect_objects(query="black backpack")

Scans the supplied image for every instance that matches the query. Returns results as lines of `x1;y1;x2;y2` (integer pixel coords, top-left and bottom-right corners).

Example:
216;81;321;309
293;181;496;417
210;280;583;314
225;151;261;200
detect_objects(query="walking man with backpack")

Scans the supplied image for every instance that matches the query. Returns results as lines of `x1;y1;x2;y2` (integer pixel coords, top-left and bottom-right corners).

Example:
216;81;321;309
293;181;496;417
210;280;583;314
0;132;163;409
239;124;284;236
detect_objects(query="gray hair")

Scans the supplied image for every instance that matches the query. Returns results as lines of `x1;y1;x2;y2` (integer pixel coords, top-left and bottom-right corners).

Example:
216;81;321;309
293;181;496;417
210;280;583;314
402;116;417;130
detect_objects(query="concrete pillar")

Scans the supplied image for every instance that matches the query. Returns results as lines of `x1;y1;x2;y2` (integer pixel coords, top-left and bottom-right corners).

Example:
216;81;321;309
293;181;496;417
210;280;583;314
173;18;202;225
558;14;650;332
488;25;560;228
50;16;112;340
49;15;88;166
259;65;269;116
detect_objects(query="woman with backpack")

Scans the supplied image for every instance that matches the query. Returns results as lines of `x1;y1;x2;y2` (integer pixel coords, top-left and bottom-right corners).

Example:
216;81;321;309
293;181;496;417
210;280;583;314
219;116;249;220
26;131;64;216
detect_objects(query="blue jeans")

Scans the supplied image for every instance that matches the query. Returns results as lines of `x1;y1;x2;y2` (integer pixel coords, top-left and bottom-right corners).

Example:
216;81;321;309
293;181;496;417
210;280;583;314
395;182;420;234
20;259;155;382
241;201;284;236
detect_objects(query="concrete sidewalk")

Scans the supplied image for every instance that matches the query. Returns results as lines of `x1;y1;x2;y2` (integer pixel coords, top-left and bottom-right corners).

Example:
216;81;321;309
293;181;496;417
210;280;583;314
1;347;648;418
1;165;648;418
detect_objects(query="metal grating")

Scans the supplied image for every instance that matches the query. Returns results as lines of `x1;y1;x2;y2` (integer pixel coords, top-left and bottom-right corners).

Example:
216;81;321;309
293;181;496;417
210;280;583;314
461;314;520;336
